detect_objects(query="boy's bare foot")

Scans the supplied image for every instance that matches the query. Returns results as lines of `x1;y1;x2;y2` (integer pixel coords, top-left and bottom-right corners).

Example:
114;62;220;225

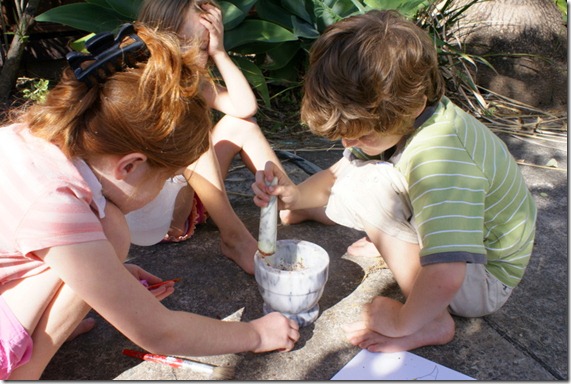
344;311;455;353
66;317;96;342
220;231;257;275
279;209;308;225
347;236;382;257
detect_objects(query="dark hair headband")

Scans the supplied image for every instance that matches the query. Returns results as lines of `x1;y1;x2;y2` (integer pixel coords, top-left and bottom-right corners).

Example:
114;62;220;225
66;23;150;87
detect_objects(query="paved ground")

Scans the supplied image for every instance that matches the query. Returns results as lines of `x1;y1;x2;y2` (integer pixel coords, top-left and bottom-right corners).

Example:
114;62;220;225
40;131;567;381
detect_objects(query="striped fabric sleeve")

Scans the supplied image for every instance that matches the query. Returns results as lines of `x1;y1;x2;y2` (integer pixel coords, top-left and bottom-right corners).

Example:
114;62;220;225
399;99;536;288
407;130;489;263
15;185;106;258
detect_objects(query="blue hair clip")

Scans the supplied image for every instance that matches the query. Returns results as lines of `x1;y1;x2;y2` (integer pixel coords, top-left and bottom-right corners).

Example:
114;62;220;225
66;23;150;87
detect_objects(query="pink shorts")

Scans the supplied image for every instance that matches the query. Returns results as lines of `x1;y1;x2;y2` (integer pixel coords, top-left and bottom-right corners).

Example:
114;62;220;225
0;295;33;379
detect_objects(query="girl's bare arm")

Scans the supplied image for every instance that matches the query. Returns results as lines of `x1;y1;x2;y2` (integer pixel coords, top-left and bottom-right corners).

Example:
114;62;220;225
38;241;298;356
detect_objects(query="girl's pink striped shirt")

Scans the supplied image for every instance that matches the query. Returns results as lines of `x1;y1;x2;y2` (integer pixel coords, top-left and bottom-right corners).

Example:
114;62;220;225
0;124;106;284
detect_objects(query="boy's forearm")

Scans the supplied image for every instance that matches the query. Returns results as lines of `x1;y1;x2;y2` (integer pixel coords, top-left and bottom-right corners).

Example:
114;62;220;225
291;168;336;210
291;157;347;210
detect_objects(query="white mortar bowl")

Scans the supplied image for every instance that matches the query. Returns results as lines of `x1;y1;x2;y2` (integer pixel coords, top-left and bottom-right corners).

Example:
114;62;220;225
254;239;330;327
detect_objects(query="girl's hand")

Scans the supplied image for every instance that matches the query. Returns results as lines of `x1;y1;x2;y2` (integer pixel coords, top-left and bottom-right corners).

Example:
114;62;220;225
199;3;224;57
249;312;300;353
252;161;298;210
124;263;175;301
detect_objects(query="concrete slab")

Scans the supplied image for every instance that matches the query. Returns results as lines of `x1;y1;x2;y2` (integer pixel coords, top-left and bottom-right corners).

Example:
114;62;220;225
40;132;568;380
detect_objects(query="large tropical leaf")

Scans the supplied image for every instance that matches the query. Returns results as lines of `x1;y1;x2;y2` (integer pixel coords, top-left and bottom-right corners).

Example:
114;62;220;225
255;0;294;30
35;4;127;33
219;1;248;30
262;41;301;70
364;0;427;18
291;17;320;39
102;0;142;19
311;1;347;31
232;55;270;106
84;0;112;9
224;20;298;50
222;0;257;12
281;0;313;24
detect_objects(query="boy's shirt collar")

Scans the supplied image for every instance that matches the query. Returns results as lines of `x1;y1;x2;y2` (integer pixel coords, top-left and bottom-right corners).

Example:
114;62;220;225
348;98;441;162
414;100;439;129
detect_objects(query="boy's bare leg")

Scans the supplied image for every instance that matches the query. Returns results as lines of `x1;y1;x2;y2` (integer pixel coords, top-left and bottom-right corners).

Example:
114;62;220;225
280;208;381;258
280;207;381;259
344;223;455;352
347;236;382;257
280;207;381;257
279;207;335;226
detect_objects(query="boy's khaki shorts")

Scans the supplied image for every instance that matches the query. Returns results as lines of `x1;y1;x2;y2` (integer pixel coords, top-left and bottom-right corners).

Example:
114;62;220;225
325;154;418;244
449;263;513;317
325;152;512;318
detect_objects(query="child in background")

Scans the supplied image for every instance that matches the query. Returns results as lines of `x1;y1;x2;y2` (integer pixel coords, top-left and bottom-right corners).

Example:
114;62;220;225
253;10;536;352
0;24;298;380
130;0;286;274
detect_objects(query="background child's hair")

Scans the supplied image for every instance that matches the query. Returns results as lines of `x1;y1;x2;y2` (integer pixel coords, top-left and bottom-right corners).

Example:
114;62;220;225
301;10;445;140
21;23;212;174
138;0;220;33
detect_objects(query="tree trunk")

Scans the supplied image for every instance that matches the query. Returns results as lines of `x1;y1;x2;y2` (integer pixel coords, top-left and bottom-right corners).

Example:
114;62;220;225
0;0;41;102
450;0;567;112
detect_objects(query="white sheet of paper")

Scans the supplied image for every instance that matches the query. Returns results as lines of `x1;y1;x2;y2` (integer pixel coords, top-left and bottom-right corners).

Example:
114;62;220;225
331;350;475;381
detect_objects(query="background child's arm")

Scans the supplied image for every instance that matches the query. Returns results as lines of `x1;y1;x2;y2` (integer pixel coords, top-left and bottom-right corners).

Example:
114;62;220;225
200;4;257;118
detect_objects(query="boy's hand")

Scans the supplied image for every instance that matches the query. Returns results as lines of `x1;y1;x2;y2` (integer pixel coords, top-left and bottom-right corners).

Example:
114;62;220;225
252;161;298;210
199;3;224;57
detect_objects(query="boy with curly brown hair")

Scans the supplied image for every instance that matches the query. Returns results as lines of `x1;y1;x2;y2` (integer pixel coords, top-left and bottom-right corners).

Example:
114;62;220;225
253;10;536;352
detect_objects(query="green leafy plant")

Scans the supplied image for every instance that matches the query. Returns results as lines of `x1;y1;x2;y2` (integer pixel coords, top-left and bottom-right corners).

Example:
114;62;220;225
35;0;141;33
35;0;432;106
17;77;50;103
554;0;567;24
36;0;493;113
33;0;566;144
228;0;429;104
